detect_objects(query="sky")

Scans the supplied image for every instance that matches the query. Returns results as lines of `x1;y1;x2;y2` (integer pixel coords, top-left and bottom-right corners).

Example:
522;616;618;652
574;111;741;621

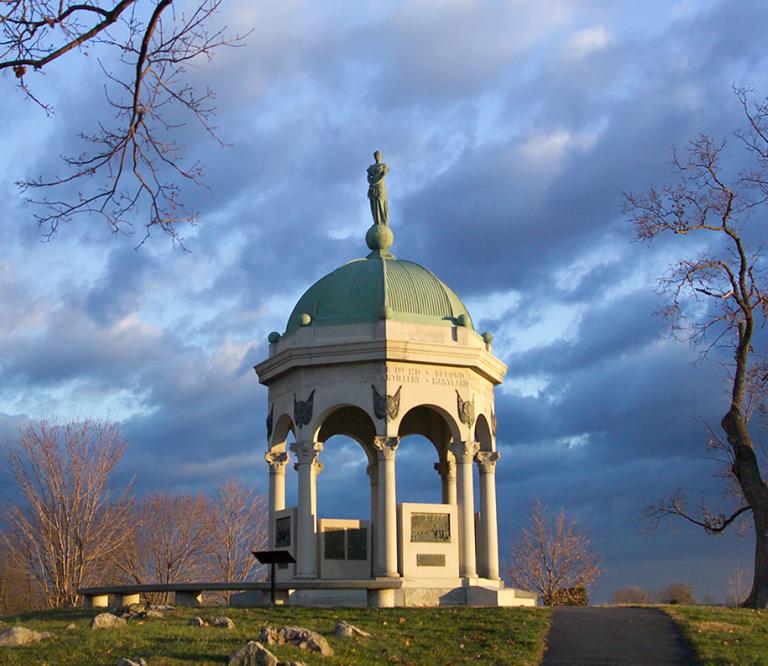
1;0;767;604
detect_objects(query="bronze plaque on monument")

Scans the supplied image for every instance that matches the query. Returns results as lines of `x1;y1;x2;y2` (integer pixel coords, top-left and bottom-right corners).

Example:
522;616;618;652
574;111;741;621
417;553;446;567
410;512;450;543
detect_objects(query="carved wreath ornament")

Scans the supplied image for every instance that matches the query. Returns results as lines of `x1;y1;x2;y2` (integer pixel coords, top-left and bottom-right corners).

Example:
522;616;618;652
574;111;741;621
456;390;475;427
372;385;401;420
293;389;315;428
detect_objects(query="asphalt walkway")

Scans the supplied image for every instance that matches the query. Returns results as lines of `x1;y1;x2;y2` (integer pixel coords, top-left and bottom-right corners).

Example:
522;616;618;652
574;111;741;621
542;607;701;666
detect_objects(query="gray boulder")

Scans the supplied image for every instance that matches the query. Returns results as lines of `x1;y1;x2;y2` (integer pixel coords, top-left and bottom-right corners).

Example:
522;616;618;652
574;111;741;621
118;602;147;617
213;616;235;629
258;625;333;656
334;620;371;638
116;659;148;666
228;641;278;666
227;641;305;666
91;613;127;630
0;626;52;646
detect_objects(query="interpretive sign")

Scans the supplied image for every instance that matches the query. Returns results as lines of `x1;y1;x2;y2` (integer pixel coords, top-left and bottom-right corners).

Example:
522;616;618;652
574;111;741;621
410;512;451;543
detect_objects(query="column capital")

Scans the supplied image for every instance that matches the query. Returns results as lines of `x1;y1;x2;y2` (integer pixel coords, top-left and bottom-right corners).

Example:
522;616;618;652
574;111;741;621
293;460;323;474
449;440;479;463
265;450;289;473
475;450;500;474
433;459;456;479
372;436;399;460
290;440;323;465
367;463;379;484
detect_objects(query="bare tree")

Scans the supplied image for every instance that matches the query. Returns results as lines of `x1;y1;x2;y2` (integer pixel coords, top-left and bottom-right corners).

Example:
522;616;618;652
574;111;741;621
118;490;214;602
211;481;267;581
0;532;44;614
726;564;750;606
1;1;247;243
2;419;134;608
625;87;768;608
209;480;267;603
507;499;600;606
611;586;651;605
658;582;695;605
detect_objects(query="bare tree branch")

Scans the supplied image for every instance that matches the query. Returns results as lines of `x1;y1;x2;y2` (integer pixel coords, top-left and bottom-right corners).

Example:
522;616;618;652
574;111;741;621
624;87;768;608
2;1;249;243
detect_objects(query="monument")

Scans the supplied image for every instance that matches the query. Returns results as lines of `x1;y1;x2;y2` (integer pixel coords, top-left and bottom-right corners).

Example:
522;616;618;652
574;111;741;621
252;152;534;608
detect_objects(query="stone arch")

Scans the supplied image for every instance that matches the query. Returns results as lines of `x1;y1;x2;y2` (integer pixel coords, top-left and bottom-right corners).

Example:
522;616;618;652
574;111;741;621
474;414;493;452
397;404;461;452
269;412;295;451
313;404;377;464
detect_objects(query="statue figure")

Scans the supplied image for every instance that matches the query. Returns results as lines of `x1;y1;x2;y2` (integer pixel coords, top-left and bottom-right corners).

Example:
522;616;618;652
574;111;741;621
367;150;389;226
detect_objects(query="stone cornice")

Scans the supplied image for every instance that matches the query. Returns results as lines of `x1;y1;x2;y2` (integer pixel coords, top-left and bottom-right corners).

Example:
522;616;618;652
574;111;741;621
255;338;507;386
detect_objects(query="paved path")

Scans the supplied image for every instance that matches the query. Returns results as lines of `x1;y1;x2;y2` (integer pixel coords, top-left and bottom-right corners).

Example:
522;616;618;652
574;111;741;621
542;607;700;666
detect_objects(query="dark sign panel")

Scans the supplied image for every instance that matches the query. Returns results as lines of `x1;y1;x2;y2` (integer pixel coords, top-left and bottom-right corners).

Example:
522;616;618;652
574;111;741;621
410;512;451;543
275;516;291;548
324;529;346;560
347;528;368;560
323;527;368;561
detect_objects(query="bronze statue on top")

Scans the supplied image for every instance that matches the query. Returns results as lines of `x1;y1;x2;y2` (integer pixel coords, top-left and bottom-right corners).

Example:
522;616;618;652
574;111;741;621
367;150;389;226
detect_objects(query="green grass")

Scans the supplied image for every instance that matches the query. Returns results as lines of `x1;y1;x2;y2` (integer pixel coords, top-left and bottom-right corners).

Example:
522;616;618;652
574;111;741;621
664;605;768;666
0;605;550;665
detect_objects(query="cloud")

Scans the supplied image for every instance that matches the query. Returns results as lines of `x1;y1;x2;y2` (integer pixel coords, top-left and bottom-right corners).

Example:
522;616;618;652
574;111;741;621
565;26;612;59
1;0;767;603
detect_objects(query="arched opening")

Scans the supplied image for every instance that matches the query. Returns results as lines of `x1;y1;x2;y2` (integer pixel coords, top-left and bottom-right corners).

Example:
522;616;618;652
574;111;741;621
397;405;459;505
474;414;493;452
314;404;377;579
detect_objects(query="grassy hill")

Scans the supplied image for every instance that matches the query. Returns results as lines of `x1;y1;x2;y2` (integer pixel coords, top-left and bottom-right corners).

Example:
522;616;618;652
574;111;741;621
0;605;551;665
664;605;768;666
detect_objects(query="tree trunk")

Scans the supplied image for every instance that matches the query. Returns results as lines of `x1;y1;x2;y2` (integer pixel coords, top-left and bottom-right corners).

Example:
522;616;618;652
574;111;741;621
723;409;768;608
744;508;768;607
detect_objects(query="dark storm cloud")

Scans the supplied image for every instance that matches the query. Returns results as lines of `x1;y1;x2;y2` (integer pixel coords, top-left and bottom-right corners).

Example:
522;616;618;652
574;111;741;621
505;290;661;376
2;0;767;602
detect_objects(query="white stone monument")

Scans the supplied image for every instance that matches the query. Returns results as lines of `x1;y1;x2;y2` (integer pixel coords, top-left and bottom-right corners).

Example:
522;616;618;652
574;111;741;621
253;152;535;608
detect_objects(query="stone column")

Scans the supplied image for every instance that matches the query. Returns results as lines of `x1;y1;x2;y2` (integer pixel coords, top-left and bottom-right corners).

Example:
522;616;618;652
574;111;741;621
290;441;323;578
433;458;457;505
450;440;479;579
372;436;399;578
265;450;289;548
367;462;379;577
475;450;501;580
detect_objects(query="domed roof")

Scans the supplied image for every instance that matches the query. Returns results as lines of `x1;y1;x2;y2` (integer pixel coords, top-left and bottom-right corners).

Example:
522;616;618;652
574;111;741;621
284;253;474;336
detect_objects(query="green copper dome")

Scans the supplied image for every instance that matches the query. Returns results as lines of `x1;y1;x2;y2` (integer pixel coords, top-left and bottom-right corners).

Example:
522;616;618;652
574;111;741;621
284;254;474;336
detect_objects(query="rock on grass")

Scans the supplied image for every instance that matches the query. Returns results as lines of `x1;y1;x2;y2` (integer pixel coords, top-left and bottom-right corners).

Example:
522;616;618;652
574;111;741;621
258;625;333;656
0;626;52;646
91;613;127;630
334;620;371;638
